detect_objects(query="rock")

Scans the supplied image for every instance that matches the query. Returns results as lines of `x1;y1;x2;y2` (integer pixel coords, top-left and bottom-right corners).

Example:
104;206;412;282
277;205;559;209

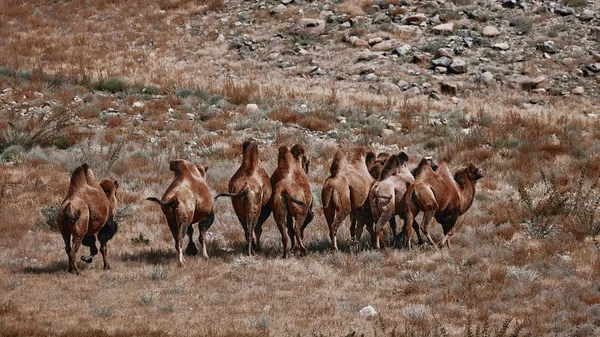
271;4;286;15
404;86;422;96
354;39;370;48
133;101;145;108
580;10;595;21
493;42;510;50
370;82;401;94
357;51;377;62
289;18;325;36
436;48;453;58
561;58;575;66
373;12;390;24
246;103;259;111
537;41;558;54
440;81;460;95
341;21;352;28
371;39;397;52
482;26;501;37
449;59;468;74
435;66;447;74
433;23;454;34
364;73;378;81
391;47;408;56
502;0;518;8
368;37;383;46
532;88;546;94
412;53;432;64
404;13;428;25
592;27;600;42
516;76;547;91
281;0;293;4
555;6;575;16
571;86;584;95
359;306;377;317
432;56;453;67
480;71;494;83
380;129;394;137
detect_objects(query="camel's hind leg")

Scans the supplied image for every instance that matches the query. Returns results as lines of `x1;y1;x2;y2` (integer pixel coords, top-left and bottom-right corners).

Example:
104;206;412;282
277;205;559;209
81;235;98;264
170;224;186;266
99;240;110;270
69;236;83;275
185;225;198;256
292;213;308;255
273;210;289;259
329;209;350;252
420;211;437;246
245;192;261;256
254;204;271;252
62;232;74;274
197;211;214;259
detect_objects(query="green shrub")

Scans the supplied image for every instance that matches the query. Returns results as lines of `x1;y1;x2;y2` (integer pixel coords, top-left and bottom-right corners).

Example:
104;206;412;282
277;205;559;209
102;78;127;93
565;0;587;7
37;201;61;231
143;85;159;95
0;106;72;152
510;17;533;35
176;88;194;98
0;145;26;162
0;66;14;78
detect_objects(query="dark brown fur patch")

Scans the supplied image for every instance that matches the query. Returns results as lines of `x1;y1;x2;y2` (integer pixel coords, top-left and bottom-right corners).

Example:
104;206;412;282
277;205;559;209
378;155;401;181
242;141;259;171
330;150;346;177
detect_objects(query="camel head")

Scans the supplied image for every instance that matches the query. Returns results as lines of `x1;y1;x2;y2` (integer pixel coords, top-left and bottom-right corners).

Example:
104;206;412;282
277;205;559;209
291;144;310;174
170;159;207;180
376;152;391;164
464;164;486;181
397;152;409;165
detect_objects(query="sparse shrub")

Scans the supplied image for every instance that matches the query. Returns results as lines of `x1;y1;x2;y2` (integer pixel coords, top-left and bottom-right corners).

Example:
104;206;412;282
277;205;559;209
91;306;113;317
0;145;25;162
131;233;150;245
140;292;154;305
36;201;61;231
510;17;533;35
0;66;14;78
150;266;169;280
222;79;258;105
403;304;428;320
0;106;73;152
453;0;472;5
564;0;587;7
176;88;194;98
507;265;540;282
143;85;159;95
102;78;127;93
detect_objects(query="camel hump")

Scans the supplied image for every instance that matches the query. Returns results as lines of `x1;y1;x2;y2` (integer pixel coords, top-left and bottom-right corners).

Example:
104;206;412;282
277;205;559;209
290;144;306;159
378;155;401;181
366;151;376;168
413;157;435;179
242;141;259;170
329;150;347;177
69;165;88;192
437;162;453;178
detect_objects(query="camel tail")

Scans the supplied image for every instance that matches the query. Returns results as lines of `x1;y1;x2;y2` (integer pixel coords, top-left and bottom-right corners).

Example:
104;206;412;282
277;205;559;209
214;186;250;200
282;191;312;214
62;203;81;228
321;182;334;210
403;184;416;214
146;197;179;207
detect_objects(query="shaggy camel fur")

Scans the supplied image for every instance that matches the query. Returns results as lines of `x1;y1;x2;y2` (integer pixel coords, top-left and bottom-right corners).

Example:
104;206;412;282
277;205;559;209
322;148;373;251
366;152;391;180
270;145;313;258
147;159;214;265
58;164;110;275
214;141;271;256
402;162;485;250
368;152;414;249
81;178;119;270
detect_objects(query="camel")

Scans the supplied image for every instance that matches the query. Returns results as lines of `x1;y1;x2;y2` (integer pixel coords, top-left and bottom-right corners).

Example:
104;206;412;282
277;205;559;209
366;152;391;180
270;145;313;258
321;148;373;252
368;152;414;249
147;159;214;265
58;163;110;275
81;178;119;270
402;162;485;250
214;141;272;256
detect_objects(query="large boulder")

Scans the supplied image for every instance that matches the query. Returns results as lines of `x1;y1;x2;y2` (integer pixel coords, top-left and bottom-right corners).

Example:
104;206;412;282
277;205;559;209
449;59;468;74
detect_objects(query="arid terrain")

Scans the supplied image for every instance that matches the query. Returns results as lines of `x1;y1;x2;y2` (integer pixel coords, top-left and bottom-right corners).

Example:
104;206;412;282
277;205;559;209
1;0;600;336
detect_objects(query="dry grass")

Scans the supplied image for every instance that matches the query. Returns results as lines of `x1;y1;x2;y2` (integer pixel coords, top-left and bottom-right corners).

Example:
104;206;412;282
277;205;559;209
1;0;600;336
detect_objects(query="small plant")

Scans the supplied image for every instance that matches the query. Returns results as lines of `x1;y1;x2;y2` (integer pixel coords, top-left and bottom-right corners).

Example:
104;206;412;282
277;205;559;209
140;292;154;305
102;78;127;93
564;0;587;7
143;85;159;95
131;233;150;245
510;17;533;35
176;88;194;98
150;266;169;280
36;201;61;231
91;306;113;318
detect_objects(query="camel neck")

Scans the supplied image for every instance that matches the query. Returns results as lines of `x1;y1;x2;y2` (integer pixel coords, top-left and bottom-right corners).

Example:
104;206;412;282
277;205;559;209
455;173;476;214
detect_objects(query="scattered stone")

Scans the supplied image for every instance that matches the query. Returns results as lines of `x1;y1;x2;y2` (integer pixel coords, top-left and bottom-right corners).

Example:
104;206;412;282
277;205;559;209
246;103;259;111
571;86;584;95
271;4;286;15
482;26;500;37
364;73;378;81
493;42;510;50
380;129;394;137
404;13;428;25
357;50;377;62
404;86;422;96
449;59;468;74
368;37;383;46
580;10;595;21
592;27;600;42
133;101;145;108
502;0;518;8
436;48;453;58
281;0;293;4
480;71;494;83
289;18;325;36
391;47;408;56
354;39;370;49
440;81;460;95
359;306;377;317
532;88;546;94
555;6;575;16
371;39;397;52
561;58;575;66
516;76;547;91
432;23;454;35
537;41;558;54
370;82;401;94
341;21;352;28
432;56;453;67
435;66;447;74
373;12;390;24
412;53;432;64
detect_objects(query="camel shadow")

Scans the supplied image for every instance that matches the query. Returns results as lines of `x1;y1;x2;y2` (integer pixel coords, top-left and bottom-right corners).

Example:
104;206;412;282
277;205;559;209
120;248;175;265
22;261;69;274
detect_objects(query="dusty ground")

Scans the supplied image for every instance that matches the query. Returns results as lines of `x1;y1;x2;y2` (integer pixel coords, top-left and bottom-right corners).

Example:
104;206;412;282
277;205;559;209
1;0;600;336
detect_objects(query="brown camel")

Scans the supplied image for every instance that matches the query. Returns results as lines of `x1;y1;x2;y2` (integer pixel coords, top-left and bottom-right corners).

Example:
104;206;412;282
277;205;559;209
81;178;119;270
366;151;391;180
270;145;313;258
214;141;272;256
402;162;485;250
147;159;214;265
368;152;414;249
58;163;110;275
321;148;373;252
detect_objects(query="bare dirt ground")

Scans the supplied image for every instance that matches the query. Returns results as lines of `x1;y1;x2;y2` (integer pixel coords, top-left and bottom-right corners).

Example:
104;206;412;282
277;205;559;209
1;0;600;336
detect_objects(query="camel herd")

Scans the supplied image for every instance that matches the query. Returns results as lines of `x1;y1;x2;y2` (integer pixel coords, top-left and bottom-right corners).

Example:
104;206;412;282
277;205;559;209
57;141;485;274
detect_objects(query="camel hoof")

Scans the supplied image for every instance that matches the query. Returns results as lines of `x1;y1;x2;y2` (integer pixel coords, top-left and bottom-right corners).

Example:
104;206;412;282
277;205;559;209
81;255;93;263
